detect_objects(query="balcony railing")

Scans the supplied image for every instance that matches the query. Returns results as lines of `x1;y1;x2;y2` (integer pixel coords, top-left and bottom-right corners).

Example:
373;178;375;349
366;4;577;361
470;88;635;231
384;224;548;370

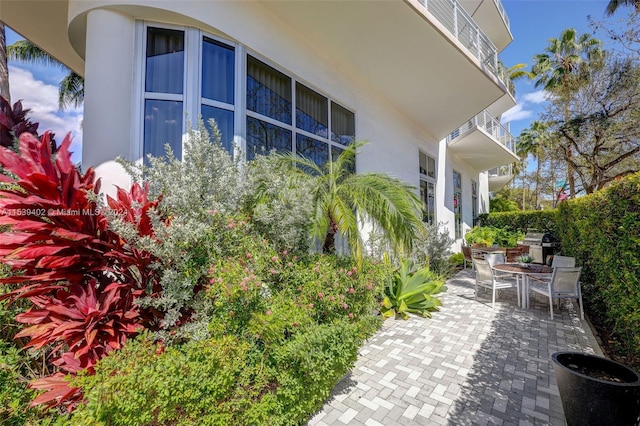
488;164;513;177
447;110;517;153
493;0;510;30
418;0;500;82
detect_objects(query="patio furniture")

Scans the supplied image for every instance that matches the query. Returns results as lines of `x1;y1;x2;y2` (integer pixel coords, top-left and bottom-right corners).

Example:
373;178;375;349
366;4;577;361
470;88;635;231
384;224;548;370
484;252;505;266
529;266;583;320
462;246;474;269
492;263;553;309
473;259;520;309
551;255;575;267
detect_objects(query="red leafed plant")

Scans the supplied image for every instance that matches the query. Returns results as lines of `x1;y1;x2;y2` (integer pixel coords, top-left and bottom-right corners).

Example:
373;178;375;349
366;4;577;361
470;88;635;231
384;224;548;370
0;132;162;410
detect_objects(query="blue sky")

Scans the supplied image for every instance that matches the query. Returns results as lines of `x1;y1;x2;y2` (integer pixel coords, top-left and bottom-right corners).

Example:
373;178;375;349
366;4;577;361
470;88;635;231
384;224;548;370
500;0;619;136
3;0;627;165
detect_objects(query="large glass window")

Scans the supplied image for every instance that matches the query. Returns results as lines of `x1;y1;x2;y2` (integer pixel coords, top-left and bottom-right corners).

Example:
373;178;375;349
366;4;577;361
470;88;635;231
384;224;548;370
420;180;436;225
144;100;183;160
296;134;329;171
201;37;234;103
419;151;436;179
201;105;234;152
146;28;184;94
419;151;437;224
331;102;355;145
296;83;328;138
453;170;462;239
201;37;235;153
141;25;355;169
246;117;292;160
144;28;185;162
471;180;478;226
247;56;292;124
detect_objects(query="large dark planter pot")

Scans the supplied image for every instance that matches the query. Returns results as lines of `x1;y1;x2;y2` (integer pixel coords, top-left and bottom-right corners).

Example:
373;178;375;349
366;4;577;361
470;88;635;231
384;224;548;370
552;352;640;426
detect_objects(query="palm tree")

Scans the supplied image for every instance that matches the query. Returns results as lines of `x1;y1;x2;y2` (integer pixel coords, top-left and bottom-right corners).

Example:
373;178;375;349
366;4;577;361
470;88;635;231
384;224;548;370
7;39;83;109
518;121;551;209
276;141;423;261
0;22;10;103
605;0;640;15
499;61;530;95
530;28;603;199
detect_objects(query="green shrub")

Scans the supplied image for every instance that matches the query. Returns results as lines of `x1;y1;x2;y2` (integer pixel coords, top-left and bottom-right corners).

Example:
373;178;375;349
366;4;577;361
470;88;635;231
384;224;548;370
464;226;523;247
449;252;464;266
71;318;380;426
556;173;640;367
410;222;455;277
477;210;559;235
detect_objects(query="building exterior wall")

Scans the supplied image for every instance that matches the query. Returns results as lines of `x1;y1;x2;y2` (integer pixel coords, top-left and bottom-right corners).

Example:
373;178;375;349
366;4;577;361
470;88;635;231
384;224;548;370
6;1;513;246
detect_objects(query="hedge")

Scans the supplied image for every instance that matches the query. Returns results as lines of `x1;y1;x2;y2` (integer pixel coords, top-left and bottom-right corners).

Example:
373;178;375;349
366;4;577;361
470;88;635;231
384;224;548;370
480;173;640;367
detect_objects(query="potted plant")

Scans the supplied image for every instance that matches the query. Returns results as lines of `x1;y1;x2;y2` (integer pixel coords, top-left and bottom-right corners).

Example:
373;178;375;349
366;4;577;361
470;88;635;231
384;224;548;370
515;254;533;268
552;352;640;426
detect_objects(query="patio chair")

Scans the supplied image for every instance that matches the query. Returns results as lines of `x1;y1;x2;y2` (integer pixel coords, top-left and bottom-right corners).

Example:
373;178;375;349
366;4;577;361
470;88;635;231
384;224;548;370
551;255;576;268
461;246;474;269
473;258;519;309
484;252;505;267
529;266;583;320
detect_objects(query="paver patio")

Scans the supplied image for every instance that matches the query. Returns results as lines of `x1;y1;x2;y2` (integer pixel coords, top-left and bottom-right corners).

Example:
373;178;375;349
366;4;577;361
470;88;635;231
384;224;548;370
308;268;603;425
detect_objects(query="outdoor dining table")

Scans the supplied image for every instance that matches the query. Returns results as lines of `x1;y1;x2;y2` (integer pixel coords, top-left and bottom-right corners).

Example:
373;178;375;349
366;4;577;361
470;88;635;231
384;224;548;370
492;263;553;309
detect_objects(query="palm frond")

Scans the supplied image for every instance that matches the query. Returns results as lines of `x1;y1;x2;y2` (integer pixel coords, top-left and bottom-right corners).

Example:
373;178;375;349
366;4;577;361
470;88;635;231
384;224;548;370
7;40;67;69
58;72;84;109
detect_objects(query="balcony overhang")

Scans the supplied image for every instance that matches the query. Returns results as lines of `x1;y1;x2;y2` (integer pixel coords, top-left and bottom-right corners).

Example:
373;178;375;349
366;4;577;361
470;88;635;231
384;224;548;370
448;127;519;172
459;0;513;51
488;173;514;192
0;0;84;75
486;89;516;118
258;0;510;140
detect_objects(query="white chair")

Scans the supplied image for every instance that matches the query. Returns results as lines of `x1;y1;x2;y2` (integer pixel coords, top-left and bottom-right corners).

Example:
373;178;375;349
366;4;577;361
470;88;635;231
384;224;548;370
551;255;576;267
484;252;505;267
473;259;520;309
529;267;584;320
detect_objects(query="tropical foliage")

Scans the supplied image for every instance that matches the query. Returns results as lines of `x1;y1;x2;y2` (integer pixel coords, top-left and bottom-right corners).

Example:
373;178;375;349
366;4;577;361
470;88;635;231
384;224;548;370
7;39;84;109
380;259;446;320
0;116;446;424
464;226;524;248
273;141;423;261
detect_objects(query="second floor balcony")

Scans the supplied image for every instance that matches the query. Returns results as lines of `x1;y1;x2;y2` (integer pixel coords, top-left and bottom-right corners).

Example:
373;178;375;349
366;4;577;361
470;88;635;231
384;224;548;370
458;0;513;51
447;110;519;172
488;164;514;192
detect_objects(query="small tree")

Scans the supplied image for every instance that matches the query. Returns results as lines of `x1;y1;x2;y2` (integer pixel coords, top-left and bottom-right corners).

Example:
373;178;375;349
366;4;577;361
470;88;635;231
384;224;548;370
273;141;423;262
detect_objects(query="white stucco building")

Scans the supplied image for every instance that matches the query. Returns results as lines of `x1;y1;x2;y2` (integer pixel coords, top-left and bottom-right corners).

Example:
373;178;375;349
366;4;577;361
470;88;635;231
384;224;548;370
1;0;519;248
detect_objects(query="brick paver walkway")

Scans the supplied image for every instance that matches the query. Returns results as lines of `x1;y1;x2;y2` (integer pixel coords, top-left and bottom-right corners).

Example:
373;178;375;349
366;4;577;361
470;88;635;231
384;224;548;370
308;269;603;425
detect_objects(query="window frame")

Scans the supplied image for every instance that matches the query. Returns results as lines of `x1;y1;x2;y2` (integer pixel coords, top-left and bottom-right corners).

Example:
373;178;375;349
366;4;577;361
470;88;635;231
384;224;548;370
135;21;357;168
453;170;463;240
419;151;437;225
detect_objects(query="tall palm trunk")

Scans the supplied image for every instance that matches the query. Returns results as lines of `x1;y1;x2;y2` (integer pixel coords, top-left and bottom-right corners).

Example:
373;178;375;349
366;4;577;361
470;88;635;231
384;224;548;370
0;22;10;103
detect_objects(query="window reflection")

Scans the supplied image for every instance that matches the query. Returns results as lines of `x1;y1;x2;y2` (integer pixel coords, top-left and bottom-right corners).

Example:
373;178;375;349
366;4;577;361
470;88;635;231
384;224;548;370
202;37;234;103
296;134;329;171
144;99;183;161
146;28;184;94
201;105;234;154
296;83;328;138
246;116;292;160
331;102;355;145
247;56;292;124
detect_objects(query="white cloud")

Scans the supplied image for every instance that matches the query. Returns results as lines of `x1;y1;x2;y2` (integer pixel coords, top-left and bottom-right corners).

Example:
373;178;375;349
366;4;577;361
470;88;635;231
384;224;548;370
8;65;83;163
501;104;533;122
521;90;548;104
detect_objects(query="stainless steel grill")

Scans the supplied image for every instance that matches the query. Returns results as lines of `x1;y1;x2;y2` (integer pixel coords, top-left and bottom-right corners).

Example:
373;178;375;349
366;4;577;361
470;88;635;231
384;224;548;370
523;232;561;264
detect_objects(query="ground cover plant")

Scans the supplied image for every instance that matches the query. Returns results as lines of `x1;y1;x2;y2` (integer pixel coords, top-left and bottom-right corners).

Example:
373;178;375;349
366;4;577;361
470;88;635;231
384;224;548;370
0;117;442;424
